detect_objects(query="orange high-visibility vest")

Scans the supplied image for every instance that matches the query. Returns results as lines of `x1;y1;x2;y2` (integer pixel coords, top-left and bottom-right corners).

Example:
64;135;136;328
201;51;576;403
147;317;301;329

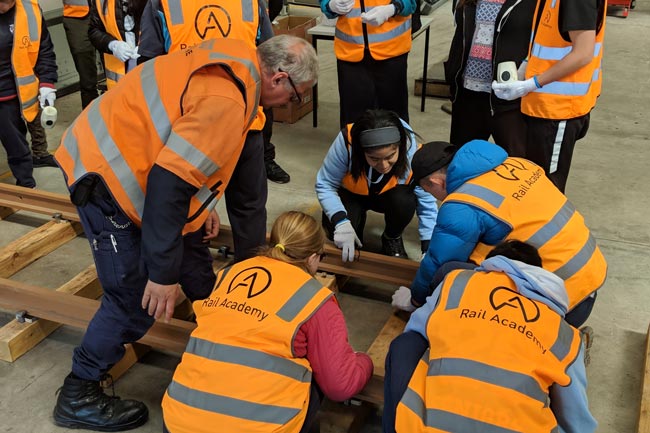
335;0;411;62
444;157;607;309
340;124;417;195
521;0;606;120
160;0;265;129
63;0;90;18
161;0;259;52
55;38;261;235
396;269;582;433
162;256;333;433
95;0;125;89
12;0;42;123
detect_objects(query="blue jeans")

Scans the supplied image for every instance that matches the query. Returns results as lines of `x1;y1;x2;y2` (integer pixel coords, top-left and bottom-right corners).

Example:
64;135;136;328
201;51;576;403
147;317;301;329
71;185;215;380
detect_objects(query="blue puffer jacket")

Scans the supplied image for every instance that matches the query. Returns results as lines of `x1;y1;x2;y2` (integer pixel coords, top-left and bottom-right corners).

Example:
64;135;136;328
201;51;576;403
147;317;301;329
411;140;512;305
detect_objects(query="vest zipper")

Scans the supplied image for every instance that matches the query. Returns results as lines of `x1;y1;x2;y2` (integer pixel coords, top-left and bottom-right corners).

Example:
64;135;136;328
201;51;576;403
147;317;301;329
491;0;522;117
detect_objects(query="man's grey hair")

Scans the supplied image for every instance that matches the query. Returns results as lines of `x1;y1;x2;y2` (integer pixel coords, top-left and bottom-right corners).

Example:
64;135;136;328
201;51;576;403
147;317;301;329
257;34;319;85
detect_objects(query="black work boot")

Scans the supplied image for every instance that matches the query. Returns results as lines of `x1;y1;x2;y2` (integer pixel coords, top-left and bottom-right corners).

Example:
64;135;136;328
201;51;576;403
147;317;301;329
381;234;409;259
265;160;290;184
53;373;148;432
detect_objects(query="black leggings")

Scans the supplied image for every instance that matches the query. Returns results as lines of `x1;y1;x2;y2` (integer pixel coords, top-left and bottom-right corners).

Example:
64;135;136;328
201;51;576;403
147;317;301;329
322;186;417;242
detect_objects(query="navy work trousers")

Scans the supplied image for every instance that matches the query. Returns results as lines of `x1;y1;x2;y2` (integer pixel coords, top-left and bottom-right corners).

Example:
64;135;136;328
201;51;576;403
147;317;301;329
71;188;215;381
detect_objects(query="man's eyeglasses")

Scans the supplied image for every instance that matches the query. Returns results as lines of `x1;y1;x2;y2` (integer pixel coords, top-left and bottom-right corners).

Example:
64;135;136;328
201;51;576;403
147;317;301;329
279;68;302;104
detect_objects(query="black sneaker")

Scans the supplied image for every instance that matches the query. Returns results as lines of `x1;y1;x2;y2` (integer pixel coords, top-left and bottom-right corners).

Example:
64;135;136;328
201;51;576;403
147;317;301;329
33;154;58;168
53;373;148;432
265;160;290;184
381;234;409;259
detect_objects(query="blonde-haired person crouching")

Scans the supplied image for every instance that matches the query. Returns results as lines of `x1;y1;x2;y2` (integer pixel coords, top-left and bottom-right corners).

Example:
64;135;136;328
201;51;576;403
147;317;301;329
162;211;373;433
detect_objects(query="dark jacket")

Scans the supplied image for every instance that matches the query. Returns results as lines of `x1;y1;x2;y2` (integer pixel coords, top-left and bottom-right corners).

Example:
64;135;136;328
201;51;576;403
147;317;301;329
444;0;536;114
88;0;146;53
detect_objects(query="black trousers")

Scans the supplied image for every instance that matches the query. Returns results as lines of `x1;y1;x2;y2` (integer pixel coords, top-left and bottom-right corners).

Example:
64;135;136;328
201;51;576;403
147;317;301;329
450;88;527;157
382;331;429;433
525;113;590;193
63;16;98;108
0;98;35;187
224;130;268;262
337;52;409;128
26;107;49;157
322;186;416;242
262;107;276;163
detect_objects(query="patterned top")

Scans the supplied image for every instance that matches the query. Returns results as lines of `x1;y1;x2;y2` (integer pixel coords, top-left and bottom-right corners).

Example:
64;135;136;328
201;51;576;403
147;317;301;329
463;0;506;93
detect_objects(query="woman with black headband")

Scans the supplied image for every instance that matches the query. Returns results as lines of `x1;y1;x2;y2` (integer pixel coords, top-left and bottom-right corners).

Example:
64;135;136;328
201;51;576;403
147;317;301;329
315;109;438;262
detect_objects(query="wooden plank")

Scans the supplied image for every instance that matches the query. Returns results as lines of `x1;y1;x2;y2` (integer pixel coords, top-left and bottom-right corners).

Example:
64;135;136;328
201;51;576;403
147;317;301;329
638;323;650;433
0;184;79;222
0;278;196;353
366;313;406;378
316;272;338;293
0;185;418;287
104;343;151;385
320;400;373;433
0;207;16;220
0;265;101;362
0;220;82;278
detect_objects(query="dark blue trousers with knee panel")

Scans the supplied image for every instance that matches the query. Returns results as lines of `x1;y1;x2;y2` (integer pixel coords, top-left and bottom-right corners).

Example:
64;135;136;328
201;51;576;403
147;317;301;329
71;182;215;381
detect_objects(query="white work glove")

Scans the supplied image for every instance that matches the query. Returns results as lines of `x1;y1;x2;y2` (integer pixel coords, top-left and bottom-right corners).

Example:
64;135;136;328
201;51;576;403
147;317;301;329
109;40;136;62
392;286;416;312
328;0;354;15
517;59;528;81
492;78;538;101
333;220;362;262
361;4;395;26
38;87;56;108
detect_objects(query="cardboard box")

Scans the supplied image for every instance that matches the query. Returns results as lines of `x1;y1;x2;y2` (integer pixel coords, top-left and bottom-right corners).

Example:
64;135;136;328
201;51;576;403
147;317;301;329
273;87;313;124
272;15;317;43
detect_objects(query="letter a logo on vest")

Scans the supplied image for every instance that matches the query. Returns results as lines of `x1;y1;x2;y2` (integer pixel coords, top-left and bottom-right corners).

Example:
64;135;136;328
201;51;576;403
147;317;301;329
489;287;540;323
493;159;527;181
194;5;232;39
227;266;272;298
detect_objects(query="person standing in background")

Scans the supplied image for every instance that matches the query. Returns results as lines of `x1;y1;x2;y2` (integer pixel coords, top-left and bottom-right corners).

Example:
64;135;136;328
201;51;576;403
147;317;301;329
62;0;98;107
444;0;536;156
0;0;57;187
492;0;606;192
321;0;415;128
88;0;146;89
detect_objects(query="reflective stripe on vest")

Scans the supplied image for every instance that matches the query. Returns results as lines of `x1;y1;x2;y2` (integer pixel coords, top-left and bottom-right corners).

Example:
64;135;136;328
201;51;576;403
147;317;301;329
166;380;302;424
277;279;324;322
164;0;254;24
96;0;126;89
63;0;89;17
335;18;411;45
521;0;606;119
12;0;41;122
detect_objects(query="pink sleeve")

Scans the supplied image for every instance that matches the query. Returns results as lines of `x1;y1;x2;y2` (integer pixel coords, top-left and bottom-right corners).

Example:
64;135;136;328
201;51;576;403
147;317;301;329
293;297;373;402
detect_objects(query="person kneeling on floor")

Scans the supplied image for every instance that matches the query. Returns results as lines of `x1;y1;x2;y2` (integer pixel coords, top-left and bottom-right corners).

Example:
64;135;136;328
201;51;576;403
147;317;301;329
161;211;373;433
383;240;597;433
315;109;438;262
391;139;606;328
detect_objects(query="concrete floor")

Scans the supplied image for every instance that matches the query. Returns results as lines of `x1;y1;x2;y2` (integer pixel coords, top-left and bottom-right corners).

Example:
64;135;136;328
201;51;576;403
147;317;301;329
1;1;649;432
